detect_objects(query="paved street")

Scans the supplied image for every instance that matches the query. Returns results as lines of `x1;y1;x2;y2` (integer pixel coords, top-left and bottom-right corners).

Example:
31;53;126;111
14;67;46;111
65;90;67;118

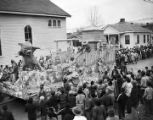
0;99;32;120
127;57;153;73
0;58;153;120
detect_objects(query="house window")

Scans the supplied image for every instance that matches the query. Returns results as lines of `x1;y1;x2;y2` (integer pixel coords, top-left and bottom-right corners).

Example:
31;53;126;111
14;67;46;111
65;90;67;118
48;19;61;28
137;35;139;44
48;20;52;26
53;20;56;27
24;25;32;44
58;20;61;27
125;35;130;44
143;35;146;43
0;39;2;56
147;35;150;43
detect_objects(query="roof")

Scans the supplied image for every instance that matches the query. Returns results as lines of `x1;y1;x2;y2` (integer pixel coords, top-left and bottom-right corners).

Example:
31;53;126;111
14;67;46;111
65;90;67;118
81;26;103;32
54;39;80;42
130;17;153;24
0;0;71;17
67;32;82;39
107;21;152;33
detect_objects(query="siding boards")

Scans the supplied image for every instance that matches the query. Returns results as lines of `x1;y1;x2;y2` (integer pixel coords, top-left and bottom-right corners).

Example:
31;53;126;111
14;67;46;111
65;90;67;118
0;14;67;65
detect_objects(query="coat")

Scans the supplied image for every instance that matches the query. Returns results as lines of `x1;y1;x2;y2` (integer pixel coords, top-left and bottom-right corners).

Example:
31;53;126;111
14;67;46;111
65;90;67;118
25;103;37;120
100;94;113;111
2;111;15;120
91;105;106;120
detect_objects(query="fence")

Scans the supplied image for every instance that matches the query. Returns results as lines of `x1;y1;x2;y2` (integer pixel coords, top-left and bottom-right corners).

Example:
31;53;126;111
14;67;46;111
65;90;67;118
76;46;116;66
52;45;118;66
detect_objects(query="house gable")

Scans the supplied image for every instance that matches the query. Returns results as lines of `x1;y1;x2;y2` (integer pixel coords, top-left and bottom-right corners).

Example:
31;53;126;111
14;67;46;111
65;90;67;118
104;26;119;35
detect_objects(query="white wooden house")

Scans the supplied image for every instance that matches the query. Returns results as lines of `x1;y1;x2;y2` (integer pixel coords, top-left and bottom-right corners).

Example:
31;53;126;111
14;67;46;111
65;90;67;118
80;26;106;50
0;0;71;65
104;19;153;48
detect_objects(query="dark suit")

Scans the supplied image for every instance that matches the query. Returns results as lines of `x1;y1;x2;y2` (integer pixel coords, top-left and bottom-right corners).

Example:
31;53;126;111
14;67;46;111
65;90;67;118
117;92;127;119
100;94;113;111
25;103;37;120
2;111;15;120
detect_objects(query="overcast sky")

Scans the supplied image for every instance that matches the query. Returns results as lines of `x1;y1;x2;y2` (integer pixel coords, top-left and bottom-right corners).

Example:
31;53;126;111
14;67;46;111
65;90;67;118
51;0;153;32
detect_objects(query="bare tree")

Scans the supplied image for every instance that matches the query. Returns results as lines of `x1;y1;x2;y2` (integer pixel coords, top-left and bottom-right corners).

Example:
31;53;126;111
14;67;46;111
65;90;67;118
88;6;103;27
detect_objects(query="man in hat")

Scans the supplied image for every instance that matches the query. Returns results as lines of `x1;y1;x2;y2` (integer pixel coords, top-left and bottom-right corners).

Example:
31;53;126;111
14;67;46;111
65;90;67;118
56;103;74;120
72;106;87;120
39;96;47;120
68;90;76;108
1;105;15;120
46;91;58;111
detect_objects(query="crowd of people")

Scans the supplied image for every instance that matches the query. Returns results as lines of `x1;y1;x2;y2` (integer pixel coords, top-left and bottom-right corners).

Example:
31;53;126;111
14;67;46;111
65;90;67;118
0;45;153;120
116;45;153;67
24;64;153;120
0;63;151;120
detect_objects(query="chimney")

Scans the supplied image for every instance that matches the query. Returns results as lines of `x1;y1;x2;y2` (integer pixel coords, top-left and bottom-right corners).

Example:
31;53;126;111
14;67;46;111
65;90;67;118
120;18;125;23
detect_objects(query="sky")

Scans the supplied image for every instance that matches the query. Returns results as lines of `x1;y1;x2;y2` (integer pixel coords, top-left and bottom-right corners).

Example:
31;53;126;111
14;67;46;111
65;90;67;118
51;0;153;32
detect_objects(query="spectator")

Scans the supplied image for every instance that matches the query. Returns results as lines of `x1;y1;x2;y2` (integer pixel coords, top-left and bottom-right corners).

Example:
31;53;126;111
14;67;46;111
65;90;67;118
122;77;133;113
68;90;76;108
83;83;89;98
25;98;37;120
56;103;74;120
84;94;94;120
143;81;153;115
39;96;47;120
72;106;87;120
46;91;58;111
92;98;106;120
1;105;15;120
89;81;97;98
117;88;127;119
0;109;2;120
100;89;113;112
76;88;86;112
59;88;67;109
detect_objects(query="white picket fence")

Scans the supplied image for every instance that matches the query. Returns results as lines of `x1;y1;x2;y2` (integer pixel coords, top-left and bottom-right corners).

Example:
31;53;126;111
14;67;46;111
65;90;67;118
76;47;116;66
53;46;118;66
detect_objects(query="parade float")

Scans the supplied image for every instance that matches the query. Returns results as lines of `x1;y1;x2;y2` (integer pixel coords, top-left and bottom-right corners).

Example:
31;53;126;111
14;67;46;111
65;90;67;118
0;42;115;101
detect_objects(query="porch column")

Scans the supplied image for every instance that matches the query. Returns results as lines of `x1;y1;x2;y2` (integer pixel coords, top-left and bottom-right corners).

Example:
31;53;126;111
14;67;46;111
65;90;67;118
108;34;110;45
118;34;120;49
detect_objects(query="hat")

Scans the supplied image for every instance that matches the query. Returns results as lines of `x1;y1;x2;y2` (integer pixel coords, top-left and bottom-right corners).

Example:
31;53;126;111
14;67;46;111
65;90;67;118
72;107;82;115
69;90;76;94
40;96;45;101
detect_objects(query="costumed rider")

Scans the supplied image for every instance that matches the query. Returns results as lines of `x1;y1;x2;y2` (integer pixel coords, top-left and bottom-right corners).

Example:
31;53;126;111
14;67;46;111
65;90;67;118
18;41;43;71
